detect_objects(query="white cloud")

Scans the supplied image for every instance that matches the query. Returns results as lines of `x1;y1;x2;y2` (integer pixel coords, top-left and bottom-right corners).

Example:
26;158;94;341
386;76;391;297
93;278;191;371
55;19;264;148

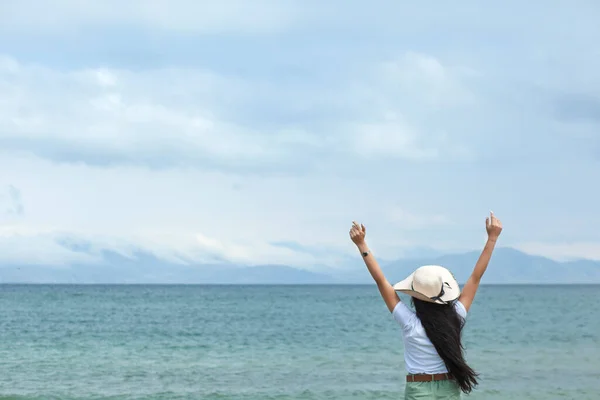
379;52;477;108
3;151;485;267
0;56;314;168
0;155;365;267
345;52;477;159
352;116;438;160
0;226;97;266
0;224;343;269
0;54;470;169
0;185;24;216
0;0;301;34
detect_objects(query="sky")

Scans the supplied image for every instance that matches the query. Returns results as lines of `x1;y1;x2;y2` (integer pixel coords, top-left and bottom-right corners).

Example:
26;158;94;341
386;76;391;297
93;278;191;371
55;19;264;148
1;0;600;270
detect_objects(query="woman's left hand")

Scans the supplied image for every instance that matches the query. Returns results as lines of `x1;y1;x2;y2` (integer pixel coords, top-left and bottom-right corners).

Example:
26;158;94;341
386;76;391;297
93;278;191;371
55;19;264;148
349;221;366;246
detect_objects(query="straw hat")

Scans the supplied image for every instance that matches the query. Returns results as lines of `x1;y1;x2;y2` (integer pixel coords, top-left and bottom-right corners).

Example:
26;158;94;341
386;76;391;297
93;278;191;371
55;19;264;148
393;265;460;304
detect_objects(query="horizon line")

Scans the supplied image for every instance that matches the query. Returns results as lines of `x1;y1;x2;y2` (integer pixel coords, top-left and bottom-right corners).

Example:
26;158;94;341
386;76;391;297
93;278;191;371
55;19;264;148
1;282;599;286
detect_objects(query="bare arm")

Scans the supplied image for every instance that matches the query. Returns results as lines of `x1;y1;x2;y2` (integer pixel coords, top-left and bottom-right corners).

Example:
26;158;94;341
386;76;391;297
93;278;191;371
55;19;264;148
459;212;503;312
350;222;400;313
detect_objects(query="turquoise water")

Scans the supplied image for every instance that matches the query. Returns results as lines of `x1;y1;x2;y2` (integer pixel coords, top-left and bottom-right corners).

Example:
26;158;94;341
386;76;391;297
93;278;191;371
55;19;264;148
0;285;598;399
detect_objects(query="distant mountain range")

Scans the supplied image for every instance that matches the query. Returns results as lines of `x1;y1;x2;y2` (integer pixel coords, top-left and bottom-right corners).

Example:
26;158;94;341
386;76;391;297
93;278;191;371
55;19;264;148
1;247;599;284
378;247;600;285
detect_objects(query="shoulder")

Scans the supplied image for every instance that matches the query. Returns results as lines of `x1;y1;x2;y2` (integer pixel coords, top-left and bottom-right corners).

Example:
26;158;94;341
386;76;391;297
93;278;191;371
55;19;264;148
454;300;468;319
392;301;418;329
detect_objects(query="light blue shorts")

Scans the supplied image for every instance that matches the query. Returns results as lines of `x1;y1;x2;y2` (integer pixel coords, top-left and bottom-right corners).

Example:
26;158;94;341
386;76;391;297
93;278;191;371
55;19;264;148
404;380;461;399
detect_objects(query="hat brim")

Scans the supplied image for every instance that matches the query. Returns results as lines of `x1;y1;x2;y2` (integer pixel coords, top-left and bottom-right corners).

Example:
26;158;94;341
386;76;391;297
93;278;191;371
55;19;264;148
393;271;460;305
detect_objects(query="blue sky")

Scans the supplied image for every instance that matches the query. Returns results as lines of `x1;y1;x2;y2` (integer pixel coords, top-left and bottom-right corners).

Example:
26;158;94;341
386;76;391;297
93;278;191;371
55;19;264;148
1;0;600;269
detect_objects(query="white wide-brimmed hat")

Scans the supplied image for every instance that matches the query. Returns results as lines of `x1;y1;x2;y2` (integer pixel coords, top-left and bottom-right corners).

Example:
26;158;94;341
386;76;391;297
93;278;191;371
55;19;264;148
393;265;460;304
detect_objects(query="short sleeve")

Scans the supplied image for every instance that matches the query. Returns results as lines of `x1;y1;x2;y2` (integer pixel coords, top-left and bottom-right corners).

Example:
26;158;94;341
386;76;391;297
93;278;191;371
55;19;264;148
454;300;467;320
392;301;417;329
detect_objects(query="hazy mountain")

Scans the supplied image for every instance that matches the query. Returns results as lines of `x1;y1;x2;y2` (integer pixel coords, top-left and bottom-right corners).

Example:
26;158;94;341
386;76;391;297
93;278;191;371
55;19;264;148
0;250;332;284
377;247;600;285
1;247;599;284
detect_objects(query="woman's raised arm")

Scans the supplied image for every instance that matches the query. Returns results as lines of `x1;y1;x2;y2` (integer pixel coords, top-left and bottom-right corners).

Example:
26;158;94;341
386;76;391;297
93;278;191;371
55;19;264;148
459;212;503;312
350;221;400;313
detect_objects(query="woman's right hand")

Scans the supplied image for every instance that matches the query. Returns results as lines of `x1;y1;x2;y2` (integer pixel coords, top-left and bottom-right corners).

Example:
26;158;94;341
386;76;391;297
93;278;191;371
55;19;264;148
349;221;366;246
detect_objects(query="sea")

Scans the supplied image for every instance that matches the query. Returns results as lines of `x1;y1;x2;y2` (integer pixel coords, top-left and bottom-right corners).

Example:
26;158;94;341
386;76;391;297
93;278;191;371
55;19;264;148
0;284;598;400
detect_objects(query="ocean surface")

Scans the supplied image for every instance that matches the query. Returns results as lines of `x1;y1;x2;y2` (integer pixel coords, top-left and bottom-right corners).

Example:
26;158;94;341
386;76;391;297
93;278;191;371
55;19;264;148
0;285;598;400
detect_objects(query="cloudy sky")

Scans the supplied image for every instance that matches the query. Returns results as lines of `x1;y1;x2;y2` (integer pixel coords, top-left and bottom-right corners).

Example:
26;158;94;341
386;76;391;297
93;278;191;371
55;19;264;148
1;0;599;270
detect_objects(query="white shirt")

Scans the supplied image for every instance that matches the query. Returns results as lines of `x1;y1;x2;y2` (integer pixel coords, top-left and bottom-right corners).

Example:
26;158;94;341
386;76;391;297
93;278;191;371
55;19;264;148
392;300;468;374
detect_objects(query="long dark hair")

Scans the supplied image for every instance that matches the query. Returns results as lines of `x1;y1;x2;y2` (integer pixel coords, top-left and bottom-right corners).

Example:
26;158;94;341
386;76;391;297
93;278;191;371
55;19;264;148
412;298;478;394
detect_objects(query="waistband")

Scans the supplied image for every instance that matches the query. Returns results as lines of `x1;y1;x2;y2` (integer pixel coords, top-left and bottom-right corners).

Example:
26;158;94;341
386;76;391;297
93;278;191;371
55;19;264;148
406;373;453;382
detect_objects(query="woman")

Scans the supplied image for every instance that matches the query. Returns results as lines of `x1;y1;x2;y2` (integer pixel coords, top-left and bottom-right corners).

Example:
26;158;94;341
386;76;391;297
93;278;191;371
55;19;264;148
349;212;503;399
